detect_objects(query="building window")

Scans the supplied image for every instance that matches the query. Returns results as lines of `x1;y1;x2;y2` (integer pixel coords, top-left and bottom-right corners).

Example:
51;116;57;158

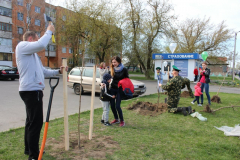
17;12;23;21
69;48;73;53
36;31;41;38
17;0;23;6
35;6;40;13
68;58;73;64
0;38;12;46
62;15;66;21
0;6;12;17
26;17;31;24
62;47;66;53
0;23;12;32
35;19;40;26
18;27;23;34
26;3;31;10
0;53;12;61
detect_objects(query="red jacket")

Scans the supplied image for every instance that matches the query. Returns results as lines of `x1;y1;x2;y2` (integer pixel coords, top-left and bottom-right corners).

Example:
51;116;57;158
194;82;202;96
194;69;198;75
118;78;134;93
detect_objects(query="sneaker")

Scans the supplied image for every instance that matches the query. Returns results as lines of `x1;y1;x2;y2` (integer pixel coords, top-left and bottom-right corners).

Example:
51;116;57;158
104;122;112;126
198;104;202;106
101;119;104;124
110;119;120;124
191;102;194;104
120;121;125;127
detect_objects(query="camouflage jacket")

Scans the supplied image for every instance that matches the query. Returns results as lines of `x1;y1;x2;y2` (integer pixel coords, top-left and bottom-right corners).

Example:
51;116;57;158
162;75;183;96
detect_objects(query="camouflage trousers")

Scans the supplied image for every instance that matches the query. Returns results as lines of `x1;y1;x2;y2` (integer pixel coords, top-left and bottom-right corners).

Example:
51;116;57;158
186;84;194;98
167;96;180;113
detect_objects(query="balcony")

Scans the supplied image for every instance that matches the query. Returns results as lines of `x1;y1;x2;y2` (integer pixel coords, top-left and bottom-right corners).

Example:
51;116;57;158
45;51;56;57
0;31;12;39
0;45;12;53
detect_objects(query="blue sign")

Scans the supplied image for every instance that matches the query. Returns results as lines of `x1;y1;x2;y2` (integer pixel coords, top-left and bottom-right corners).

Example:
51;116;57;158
175;59;188;77
152;53;200;60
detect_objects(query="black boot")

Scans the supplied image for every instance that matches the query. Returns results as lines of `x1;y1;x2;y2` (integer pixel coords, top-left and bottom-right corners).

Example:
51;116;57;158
176;107;187;116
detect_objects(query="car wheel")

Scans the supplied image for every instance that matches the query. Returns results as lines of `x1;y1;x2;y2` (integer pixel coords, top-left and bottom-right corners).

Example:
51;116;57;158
11;78;15;81
74;84;84;95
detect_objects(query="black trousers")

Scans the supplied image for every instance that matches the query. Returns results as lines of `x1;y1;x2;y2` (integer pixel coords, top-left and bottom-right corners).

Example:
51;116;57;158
19;91;43;160
194;75;198;82
110;88;124;121
193;96;200;104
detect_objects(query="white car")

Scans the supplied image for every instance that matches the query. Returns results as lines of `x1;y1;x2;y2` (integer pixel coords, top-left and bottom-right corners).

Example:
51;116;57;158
67;67;146;97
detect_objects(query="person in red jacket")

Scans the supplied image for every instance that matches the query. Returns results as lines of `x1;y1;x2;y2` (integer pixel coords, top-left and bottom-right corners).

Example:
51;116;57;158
193;66;198;83
191;82;203;106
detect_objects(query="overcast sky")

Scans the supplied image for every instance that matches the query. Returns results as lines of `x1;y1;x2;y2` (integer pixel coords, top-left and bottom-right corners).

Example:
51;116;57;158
48;0;240;64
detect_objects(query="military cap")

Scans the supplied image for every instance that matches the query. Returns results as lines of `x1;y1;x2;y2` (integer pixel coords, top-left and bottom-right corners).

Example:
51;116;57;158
156;67;161;70
172;65;181;72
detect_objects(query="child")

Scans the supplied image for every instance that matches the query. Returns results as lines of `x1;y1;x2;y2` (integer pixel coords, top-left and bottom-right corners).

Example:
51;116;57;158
100;73;115;126
156;67;166;92
191;82;203;106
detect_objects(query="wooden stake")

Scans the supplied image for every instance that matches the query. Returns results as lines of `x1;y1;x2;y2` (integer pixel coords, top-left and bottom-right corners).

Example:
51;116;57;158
62;59;69;151
89;65;96;140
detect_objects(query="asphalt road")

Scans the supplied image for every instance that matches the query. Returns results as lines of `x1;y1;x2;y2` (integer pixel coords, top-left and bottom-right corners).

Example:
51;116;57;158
0;77;239;132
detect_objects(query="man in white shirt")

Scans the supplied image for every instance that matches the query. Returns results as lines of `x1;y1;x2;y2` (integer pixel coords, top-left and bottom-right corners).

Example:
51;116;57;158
16;24;67;160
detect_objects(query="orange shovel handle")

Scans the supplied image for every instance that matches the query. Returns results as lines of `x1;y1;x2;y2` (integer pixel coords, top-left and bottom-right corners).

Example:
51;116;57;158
38;122;49;160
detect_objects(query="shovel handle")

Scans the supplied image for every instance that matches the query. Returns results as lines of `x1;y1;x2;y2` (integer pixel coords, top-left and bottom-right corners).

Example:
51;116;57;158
49;77;59;89
38;122;49;160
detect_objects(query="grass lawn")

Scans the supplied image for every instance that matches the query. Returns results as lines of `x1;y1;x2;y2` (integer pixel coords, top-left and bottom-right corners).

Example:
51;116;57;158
210;76;240;88
128;71;144;75
1;92;240;159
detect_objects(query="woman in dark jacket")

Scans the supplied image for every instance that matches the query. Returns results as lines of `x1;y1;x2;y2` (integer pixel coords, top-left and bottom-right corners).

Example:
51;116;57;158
199;62;211;105
109;56;128;127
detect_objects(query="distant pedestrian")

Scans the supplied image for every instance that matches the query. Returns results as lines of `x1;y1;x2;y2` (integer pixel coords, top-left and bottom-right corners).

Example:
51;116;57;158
193;66;198;83
191;82;203;106
238;70;240;78
156;67;166;92
99;62;109;82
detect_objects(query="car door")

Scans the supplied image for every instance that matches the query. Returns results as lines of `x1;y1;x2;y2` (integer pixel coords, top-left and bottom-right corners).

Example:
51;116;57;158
82;68;101;92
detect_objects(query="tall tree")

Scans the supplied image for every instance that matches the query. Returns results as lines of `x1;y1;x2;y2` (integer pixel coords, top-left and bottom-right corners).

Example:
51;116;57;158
124;0;175;78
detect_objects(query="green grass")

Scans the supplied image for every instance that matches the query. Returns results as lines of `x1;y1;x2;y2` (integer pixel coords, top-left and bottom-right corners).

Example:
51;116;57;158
1;92;240;159
210;76;240;87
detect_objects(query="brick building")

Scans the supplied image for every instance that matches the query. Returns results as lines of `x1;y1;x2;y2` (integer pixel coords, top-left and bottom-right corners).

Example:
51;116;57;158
206;56;228;73
0;0;97;68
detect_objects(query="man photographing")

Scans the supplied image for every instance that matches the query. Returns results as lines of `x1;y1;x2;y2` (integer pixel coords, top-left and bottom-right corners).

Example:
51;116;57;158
16;24;67;160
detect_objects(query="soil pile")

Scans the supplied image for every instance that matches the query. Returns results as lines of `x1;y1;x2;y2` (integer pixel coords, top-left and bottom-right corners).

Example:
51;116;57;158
127;101;168;116
180;91;190;98
45;132;119;159
211;95;221;103
202;104;213;113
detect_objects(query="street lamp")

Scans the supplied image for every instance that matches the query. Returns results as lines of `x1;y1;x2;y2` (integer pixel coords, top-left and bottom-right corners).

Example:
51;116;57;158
232;31;240;80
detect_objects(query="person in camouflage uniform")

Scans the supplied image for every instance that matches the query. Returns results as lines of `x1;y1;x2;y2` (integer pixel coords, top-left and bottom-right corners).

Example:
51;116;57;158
159;65;192;116
182;77;194;98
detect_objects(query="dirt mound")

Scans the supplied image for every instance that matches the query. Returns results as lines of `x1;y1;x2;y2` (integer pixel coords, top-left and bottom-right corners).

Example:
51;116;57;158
202;104;213;113
45;132;119;159
127;101;168;116
211;95;221;103
180;91;190;97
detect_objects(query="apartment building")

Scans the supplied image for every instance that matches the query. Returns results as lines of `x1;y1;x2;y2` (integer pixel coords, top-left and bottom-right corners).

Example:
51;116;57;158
0;0;13;66
0;0;111;68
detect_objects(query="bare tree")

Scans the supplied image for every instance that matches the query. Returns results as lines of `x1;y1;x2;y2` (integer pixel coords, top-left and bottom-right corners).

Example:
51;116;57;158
124;0;175;78
167;17;233;57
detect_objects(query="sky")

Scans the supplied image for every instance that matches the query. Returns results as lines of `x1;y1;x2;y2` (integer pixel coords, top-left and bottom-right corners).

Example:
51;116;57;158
47;0;240;65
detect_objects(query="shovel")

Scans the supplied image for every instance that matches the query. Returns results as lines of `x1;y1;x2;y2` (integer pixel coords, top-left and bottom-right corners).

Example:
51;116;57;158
38;77;59;160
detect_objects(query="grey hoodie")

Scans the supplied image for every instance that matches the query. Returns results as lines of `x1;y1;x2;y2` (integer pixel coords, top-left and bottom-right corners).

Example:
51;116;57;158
16;30;59;91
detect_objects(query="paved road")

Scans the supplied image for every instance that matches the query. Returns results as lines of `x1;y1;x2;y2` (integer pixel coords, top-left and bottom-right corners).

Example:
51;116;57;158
0;77;239;132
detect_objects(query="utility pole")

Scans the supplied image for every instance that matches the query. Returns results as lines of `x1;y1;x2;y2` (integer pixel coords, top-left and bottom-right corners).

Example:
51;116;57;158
232;31;240;80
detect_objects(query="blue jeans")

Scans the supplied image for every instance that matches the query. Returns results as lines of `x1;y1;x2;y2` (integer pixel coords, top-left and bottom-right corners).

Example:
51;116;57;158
200;83;211;104
110;88;124;121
